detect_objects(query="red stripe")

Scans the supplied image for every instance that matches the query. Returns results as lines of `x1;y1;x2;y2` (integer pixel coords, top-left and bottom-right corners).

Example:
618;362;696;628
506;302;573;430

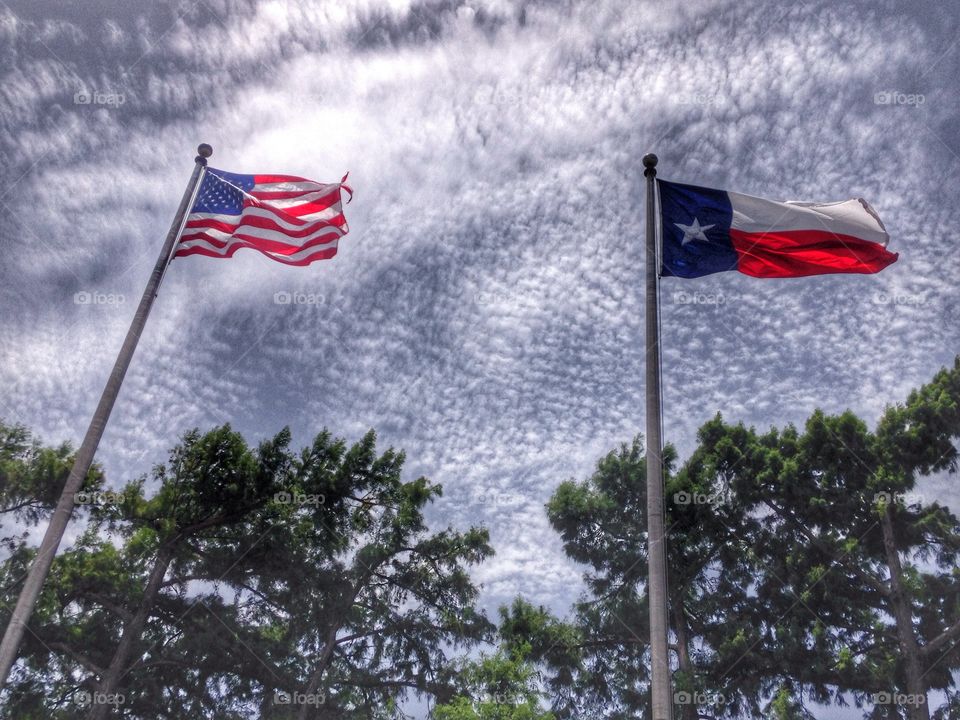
275;200;342;219
174;241;339;266
252;174;313;184
242;198;320;224
184;212;347;238
265;246;339;266
179;228;342;253
244;195;343;221
729;228;899;278
250;186;341;203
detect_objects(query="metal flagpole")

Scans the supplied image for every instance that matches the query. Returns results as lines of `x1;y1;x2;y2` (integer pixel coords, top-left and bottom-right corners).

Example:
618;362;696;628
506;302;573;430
643;152;673;720
0;143;212;688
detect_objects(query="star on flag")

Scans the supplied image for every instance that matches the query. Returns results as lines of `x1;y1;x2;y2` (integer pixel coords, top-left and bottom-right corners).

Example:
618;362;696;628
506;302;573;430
674;217;715;245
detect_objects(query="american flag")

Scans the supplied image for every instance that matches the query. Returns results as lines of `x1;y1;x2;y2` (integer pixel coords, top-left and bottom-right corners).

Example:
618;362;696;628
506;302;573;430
175;168;352;266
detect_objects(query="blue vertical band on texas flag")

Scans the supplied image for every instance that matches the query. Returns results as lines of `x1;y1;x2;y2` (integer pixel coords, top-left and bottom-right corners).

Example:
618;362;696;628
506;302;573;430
658;179;898;279
659;181;739;278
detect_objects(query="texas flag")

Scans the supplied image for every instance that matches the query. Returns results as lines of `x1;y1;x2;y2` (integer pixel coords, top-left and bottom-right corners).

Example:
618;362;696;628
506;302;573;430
658;180;898;278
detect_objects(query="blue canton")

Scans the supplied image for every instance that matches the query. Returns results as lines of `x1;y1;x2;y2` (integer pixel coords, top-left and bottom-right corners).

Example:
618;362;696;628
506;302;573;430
191;169;256;215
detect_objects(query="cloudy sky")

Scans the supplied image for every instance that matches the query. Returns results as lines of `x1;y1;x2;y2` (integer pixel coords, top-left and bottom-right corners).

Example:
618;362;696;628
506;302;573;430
1;0;958;629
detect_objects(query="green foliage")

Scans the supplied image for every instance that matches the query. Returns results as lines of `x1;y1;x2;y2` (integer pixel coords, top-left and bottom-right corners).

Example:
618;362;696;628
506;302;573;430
541;357;960;720
434;642;554;720
0;424;493;719
767;686;816;720
0;419;103;534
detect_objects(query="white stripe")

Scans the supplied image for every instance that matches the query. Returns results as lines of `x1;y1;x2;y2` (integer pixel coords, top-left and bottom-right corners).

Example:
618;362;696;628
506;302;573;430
729;191;889;245
295;205;344;223
188;204;343;231
251;180;341;194
180;236;339;262
257;201;343;221
188;210;244;225
266;238;339;262
254;189;342;210
264;238;340;263
181;223;345;247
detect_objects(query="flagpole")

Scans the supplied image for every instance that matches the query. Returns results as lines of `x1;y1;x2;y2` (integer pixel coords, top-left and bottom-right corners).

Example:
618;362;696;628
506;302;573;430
643;152;672;720
0;143;212;689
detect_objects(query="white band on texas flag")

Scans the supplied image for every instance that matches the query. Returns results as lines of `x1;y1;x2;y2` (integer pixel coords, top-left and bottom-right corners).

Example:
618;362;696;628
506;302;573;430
658;179;898;278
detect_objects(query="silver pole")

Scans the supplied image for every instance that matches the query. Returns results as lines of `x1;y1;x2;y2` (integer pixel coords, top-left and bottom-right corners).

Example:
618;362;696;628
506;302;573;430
643;152;672;720
0;144;212;688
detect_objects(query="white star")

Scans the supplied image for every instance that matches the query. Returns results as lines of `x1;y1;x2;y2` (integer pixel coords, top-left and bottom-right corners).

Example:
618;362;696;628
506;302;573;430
674;217;715;245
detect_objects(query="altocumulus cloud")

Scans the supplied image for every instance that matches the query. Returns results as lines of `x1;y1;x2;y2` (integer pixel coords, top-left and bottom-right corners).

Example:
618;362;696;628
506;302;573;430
0;0;958;615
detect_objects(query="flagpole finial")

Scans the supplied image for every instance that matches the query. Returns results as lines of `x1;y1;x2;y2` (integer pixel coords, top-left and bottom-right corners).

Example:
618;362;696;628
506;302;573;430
196;143;213;164
643;153;657;177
